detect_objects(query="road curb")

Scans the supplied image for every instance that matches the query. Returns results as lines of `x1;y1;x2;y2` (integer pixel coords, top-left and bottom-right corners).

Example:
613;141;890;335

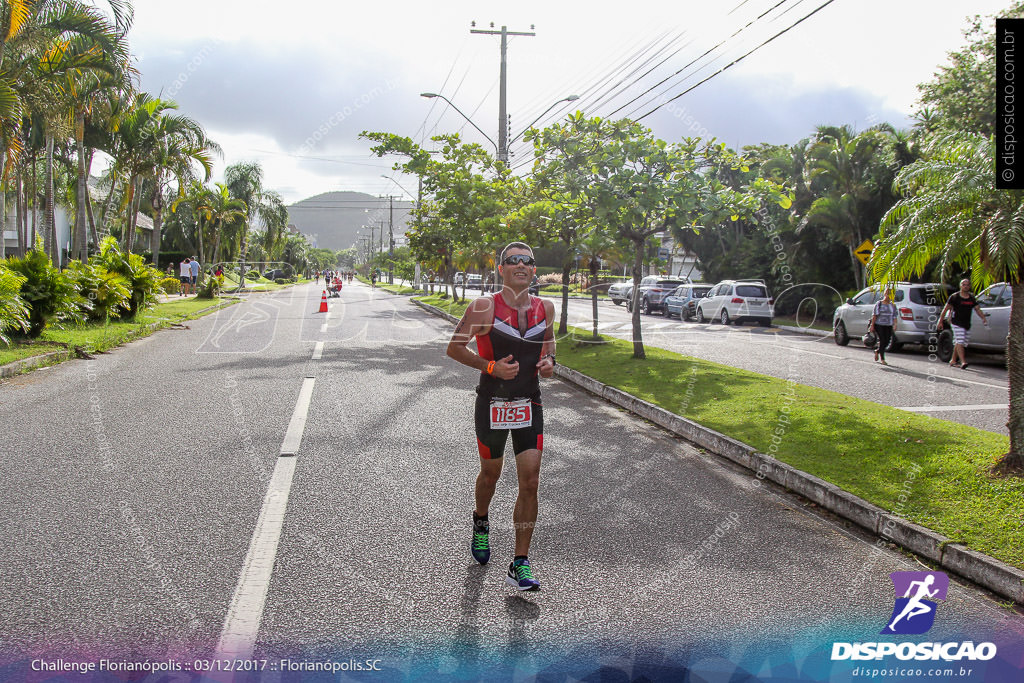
411;296;1024;605
777;324;832;338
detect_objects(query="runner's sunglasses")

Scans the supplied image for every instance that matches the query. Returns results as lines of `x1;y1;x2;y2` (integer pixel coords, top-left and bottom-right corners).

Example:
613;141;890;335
502;254;536;266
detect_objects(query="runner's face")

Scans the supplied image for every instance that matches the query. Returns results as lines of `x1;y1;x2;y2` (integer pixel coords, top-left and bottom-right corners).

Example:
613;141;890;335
500;249;535;290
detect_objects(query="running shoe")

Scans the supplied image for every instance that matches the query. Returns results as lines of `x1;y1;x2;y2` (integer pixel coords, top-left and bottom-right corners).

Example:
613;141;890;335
471;525;490;565
506;559;540;591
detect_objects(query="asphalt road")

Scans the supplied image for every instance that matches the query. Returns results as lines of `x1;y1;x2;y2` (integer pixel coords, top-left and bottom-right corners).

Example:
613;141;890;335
0;282;1019;681
545;296;1010;435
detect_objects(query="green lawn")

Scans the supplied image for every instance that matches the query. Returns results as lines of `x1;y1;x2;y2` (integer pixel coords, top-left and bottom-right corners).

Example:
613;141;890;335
413;294;1023;569
1;297;238;366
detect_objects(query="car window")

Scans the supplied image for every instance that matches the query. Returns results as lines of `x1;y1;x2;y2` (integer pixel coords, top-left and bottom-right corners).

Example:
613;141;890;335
891;290;905;303
656;279;683;287
853;290;879;305
908;286;949;306
693;287;711;298
977;284;1005;307
721;285;733;296
735;285;768;297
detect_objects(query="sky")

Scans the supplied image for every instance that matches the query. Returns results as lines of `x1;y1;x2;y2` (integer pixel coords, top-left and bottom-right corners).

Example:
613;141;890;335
127;0;1009;206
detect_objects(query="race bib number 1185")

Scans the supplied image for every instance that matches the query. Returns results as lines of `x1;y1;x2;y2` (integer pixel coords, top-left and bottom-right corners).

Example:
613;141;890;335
489;398;532;430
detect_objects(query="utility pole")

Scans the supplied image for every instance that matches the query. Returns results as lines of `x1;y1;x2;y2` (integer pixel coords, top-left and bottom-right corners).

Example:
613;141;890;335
388;195;395;285
470;22;535;165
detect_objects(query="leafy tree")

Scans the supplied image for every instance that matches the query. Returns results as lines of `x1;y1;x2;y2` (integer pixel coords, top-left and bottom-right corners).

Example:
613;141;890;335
915;3;1024;138
0;262;29;344
5;240;84;337
873;133;1024;474
530;114;789;358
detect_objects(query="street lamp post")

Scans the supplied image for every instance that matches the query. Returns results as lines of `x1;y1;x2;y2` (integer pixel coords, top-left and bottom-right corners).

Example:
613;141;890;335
420;93;498;153
508;95;580;146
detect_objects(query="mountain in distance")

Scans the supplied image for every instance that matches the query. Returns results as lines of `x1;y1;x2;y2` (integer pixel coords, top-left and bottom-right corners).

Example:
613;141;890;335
287;191;414;252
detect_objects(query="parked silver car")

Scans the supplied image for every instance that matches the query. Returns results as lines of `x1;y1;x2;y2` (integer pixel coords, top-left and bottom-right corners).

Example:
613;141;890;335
833;283;952;352
608;280;633;306
936;282;1012;362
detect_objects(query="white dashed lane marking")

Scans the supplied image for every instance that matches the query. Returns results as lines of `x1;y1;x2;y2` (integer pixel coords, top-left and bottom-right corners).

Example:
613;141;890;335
216;377;316;660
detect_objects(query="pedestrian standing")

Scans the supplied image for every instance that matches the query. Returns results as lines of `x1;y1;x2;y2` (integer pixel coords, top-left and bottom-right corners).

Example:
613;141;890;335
179;258;191;296
869;288;898;365
189;256;200;292
937;278;989;369
446;242;556;591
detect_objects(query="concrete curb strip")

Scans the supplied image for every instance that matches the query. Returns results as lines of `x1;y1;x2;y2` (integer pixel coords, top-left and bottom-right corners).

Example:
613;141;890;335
411;295;1024;604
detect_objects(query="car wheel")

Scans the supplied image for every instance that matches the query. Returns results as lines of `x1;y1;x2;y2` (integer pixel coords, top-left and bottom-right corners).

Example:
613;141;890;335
758;318;771;327
937;329;954;363
613;299;623;306
720;309;730;325
696;307;707;323
885;334;903;353
641;298;652;315
834;320;850;346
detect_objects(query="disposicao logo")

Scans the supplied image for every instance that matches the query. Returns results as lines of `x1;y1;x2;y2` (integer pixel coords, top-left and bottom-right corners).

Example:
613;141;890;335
831;571;997;662
881;570;948;635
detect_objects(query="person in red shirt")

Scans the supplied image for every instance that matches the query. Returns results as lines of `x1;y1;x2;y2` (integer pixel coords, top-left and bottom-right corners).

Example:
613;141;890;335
446;242;555;591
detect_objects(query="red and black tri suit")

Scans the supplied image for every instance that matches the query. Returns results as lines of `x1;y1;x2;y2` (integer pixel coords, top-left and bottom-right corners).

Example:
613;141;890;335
473;292;548;459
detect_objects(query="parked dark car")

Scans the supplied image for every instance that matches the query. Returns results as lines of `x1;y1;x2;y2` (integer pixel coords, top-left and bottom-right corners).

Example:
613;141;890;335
529;276;540;296
627;276;691;315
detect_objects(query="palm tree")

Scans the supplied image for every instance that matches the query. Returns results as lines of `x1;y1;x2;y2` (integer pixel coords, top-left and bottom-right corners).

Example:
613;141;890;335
873;133;1024;474
224;161;265;285
799;125;891;289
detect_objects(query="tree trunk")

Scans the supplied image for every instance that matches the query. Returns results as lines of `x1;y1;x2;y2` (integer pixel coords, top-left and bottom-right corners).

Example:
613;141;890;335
86;168;99;253
559;259;572;336
30;149;36;248
631;239;646;359
997;281;1024;473
74;111;87;263
44;135;56;265
590;258;600;340
848;243;862;291
15;164;24;257
150;182;163;268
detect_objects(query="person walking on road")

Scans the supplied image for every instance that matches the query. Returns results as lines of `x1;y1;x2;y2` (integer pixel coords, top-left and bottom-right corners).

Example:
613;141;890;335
869;288;898;365
446;242;556;592
937;278;989;369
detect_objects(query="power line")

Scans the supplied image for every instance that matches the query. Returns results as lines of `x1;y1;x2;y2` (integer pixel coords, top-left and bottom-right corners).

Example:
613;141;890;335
606;0;795;120
636;0;839;121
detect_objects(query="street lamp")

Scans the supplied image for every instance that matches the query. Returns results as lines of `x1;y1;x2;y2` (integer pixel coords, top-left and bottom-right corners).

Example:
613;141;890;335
380;175;415;201
508;95;579;145
420;92;498;152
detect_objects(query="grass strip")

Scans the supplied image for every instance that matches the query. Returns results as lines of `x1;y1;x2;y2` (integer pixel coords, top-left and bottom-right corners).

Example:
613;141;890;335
414;294;1022;569
1;297;239;364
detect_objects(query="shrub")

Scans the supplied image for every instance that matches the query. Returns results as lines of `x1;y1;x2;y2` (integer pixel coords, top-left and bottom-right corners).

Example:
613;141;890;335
0;263;29;344
246;269;261;280
5;245;85;337
197;274;224;299
92;237;162;318
66;260;131;321
160;276;181;295
274;278;286;285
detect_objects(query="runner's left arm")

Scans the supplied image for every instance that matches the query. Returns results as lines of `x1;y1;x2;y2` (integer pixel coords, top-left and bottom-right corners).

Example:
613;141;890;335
536;300;556;379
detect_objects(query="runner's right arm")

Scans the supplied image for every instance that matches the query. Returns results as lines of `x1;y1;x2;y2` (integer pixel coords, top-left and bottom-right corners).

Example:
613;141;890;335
446;297;518;380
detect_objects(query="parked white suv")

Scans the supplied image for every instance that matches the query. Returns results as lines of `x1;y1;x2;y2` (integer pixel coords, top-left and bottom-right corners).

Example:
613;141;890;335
695;279;774;326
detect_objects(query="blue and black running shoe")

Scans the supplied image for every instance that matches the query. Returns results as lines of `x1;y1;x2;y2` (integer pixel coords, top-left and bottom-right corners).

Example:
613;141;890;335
506;558;540;591
471;521;490;565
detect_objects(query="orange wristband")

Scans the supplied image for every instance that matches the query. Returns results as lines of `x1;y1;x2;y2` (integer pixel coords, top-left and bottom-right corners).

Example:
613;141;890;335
486;360;495;375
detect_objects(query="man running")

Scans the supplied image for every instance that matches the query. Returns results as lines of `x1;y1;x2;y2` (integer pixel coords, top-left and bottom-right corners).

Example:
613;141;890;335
888;574;939;632
446;242;556;591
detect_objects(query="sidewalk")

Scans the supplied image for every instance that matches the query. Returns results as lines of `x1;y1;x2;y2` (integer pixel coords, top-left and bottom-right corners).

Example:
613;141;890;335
412;296;1024;606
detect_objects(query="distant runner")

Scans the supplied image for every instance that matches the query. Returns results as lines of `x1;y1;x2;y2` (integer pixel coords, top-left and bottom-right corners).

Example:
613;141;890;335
446;242;556;591
937;278;989;369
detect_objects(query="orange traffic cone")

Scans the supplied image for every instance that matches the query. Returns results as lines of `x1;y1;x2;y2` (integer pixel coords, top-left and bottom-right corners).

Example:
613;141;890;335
318;290;328;313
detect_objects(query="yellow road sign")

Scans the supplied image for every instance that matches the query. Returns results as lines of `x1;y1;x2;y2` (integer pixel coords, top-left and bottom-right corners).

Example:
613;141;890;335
855;239;874;266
